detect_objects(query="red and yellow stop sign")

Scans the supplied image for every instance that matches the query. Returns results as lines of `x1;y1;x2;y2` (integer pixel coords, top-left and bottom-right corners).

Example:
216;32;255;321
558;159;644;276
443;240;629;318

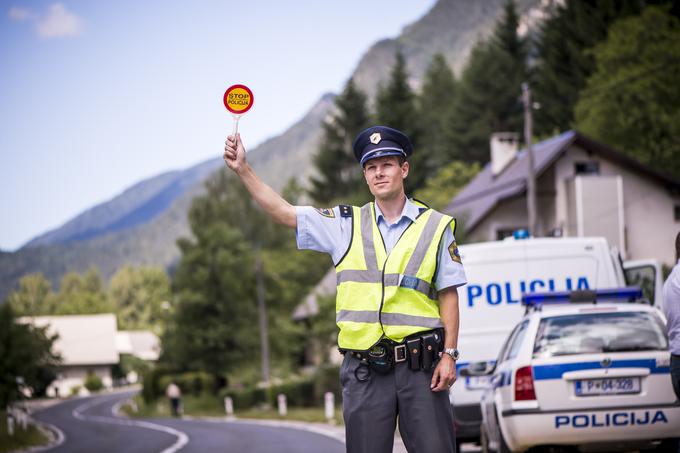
223;84;254;115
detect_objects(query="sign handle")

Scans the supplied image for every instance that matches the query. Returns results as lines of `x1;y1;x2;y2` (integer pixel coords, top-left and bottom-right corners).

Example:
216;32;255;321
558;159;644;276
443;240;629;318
231;114;241;138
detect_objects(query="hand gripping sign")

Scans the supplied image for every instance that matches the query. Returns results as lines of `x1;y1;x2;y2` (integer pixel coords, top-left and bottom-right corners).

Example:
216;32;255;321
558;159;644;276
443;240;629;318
223;84;254;138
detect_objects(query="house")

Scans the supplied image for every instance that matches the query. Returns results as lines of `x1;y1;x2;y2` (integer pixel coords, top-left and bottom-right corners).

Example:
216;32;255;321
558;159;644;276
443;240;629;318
445;131;680;266
21;313;119;397
116;330;161;362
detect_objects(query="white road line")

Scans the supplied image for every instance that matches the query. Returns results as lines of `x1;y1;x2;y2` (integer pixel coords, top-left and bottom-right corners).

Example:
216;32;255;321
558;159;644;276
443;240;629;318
71;395;189;453
25;419;66;452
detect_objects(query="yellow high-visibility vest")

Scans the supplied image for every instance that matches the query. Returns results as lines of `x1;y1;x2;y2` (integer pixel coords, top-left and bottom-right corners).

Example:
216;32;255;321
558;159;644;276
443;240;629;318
335;201;455;351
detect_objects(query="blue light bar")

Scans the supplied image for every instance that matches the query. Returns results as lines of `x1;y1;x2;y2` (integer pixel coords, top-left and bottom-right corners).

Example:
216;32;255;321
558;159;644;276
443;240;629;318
522;286;643;307
513;229;529;240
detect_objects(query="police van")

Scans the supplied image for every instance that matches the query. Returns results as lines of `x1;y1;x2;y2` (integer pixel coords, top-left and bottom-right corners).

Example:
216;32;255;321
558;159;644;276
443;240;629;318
462;288;678;452
450;236;663;443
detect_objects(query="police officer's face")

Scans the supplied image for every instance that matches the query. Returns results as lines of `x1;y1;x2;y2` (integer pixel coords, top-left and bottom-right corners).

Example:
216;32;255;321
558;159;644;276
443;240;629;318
363;156;408;199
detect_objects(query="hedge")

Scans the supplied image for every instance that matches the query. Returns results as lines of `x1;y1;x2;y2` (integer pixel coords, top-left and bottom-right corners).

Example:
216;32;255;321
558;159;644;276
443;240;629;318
219;365;341;410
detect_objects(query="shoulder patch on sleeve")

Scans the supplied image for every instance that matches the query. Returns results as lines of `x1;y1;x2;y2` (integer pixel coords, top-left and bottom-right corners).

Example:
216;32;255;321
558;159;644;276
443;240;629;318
315;207;335;218
448;240;462;264
339;205;353;218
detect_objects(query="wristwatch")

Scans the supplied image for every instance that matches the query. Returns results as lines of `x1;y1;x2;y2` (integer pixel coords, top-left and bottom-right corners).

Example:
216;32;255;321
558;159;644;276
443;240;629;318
443;348;459;361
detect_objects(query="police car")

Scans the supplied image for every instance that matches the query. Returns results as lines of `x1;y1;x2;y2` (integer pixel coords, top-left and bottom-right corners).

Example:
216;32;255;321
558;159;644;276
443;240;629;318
461;287;679;452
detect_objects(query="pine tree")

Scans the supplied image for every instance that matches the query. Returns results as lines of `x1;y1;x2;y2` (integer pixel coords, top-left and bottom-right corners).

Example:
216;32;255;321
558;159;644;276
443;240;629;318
418;54;458;170
447;0;527;164
375;50;427;193
308;78;370;205
532;0;649;136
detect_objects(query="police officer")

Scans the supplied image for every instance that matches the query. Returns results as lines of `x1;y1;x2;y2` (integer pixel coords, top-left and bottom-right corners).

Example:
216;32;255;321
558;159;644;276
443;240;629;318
224;125;466;453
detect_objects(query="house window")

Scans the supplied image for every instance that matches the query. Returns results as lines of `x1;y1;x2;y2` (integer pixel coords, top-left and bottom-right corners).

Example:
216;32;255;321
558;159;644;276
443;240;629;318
675;205;680;222
575;161;600;175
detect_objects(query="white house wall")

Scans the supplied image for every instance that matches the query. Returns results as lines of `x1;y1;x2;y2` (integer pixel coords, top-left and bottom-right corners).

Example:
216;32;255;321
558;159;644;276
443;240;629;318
467;143;679;266
554;144;679;265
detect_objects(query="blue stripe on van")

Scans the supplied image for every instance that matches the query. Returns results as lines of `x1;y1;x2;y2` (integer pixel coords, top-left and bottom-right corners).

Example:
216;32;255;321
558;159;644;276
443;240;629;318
533;359;670;381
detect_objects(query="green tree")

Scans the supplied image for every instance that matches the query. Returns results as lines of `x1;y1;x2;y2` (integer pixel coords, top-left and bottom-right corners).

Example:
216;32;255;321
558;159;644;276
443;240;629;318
309;78;371;205
447;0;527;164
418;53;458;170
0;304;60;406
414;160;481;212
6;273;57;316
55;268;112;315
165;175;261;376
574;6;680;178
375;51;427;193
532;0;652;136
108;266;171;332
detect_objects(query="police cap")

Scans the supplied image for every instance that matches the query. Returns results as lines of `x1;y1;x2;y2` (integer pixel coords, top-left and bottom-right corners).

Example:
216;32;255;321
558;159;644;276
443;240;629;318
352;126;413;166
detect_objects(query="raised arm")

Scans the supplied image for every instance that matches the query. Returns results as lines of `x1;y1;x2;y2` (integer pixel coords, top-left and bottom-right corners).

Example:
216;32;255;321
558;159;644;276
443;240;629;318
223;134;297;229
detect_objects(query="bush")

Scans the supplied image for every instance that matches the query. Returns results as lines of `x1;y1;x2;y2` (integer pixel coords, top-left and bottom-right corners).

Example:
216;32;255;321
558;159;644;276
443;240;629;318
220;365;341;410
83;373;103;392
219;386;269;410
141;367;165;403
158;372;217;397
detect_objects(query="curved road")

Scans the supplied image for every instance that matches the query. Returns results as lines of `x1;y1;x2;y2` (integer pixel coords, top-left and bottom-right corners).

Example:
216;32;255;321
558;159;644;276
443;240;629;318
33;391;345;453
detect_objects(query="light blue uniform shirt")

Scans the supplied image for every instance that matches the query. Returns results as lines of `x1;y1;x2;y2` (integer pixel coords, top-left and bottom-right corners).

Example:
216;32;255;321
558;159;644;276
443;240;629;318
295;199;467;292
663;259;680;355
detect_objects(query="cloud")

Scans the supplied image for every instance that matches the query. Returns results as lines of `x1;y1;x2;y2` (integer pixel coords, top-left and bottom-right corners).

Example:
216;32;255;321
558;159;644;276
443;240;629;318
8;6;32;21
36;3;83;38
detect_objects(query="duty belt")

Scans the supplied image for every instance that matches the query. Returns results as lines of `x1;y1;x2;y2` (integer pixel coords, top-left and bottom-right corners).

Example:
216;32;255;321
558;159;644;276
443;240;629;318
342;328;445;376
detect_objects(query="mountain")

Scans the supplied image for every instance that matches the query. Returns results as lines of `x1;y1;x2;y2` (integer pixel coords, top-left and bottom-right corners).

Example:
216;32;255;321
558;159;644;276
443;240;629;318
1;0;545;301
352;0;543;99
0;94;334;300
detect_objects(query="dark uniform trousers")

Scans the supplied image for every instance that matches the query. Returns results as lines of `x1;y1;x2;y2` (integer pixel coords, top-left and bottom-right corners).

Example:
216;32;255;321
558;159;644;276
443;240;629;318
340;353;456;453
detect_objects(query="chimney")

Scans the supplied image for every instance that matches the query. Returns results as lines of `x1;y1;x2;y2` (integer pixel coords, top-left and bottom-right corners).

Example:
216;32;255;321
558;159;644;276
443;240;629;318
490;132;520;176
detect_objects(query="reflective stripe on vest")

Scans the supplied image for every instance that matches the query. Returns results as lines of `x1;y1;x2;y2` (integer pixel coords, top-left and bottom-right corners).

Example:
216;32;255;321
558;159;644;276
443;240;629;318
335;201;454;350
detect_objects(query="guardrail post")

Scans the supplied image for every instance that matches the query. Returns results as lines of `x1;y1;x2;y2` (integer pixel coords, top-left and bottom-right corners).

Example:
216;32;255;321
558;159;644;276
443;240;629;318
224;397;233;416
277;394;287;416
324;392;335;423
7;413;14;437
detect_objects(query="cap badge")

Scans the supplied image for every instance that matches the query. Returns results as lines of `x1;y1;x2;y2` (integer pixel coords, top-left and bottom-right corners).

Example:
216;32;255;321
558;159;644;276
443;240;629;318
369;132;382;144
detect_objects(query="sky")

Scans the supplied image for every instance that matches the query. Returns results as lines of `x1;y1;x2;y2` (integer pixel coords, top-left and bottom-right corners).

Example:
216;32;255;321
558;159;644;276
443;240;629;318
0;0;437;251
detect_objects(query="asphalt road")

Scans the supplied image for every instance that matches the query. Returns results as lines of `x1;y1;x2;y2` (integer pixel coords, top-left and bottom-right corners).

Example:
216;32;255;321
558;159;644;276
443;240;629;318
33;391;346;453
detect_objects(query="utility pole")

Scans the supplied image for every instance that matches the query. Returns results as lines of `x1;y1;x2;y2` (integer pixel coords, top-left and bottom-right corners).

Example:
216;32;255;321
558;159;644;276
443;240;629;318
522;82;538;237
255;247;270;385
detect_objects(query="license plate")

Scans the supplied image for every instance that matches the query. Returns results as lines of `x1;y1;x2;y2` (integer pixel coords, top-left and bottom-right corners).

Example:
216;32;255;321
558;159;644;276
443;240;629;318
575;377;641;396
465;376;490;390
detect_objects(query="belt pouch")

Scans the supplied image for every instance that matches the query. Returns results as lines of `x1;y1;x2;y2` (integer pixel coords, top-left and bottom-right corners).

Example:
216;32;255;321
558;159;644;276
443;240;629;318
421;333;437;370
368;344;392;374
406;338;422;370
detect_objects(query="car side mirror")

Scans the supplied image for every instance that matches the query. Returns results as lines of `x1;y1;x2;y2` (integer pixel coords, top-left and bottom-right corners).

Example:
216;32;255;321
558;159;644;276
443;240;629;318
459;361;494;377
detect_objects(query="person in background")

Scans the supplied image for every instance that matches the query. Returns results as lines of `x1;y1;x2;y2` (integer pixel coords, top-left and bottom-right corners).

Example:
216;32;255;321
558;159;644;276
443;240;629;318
662;231;680;451
166;381;182;417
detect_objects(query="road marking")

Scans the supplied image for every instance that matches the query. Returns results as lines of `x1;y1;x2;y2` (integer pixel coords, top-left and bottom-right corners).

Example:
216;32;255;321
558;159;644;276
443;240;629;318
72;395;189;453
24;419;66;452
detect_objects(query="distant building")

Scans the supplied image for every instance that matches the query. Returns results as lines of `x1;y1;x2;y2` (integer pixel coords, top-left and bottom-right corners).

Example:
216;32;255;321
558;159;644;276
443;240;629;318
116;330;161;362
20;314;119;397
446;131;680;266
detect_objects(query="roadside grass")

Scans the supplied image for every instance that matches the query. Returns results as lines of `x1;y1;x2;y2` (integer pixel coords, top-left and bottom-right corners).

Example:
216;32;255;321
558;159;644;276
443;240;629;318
0;411;50;453
121;395;343;425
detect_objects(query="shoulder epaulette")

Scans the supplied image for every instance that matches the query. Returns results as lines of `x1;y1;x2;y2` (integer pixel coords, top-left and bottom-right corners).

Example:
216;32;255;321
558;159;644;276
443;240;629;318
339;205;353;218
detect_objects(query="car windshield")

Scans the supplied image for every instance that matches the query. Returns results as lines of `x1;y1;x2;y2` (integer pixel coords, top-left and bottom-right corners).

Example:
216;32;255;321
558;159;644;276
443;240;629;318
533;311;668;358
